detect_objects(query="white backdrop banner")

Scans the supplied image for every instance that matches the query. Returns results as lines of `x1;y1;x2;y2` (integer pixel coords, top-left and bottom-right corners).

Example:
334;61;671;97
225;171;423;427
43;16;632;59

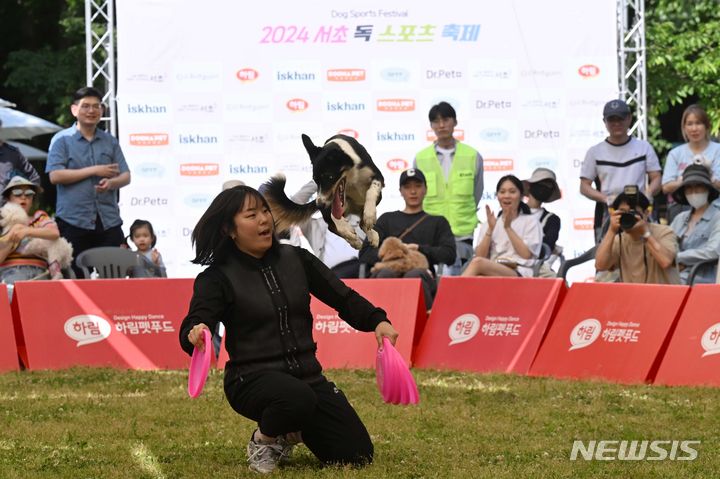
116;0;618;279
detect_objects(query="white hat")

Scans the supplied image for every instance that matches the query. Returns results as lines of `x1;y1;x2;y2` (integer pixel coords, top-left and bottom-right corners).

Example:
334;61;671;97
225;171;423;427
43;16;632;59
1;176;42;197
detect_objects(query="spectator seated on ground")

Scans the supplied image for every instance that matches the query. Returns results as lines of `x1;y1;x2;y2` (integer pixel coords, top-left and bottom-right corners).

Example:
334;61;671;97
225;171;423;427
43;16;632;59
523;168;562;277
595;185;680;284
462;175;542;278
669;163;720;284
0;177;73;297
358;168;455;309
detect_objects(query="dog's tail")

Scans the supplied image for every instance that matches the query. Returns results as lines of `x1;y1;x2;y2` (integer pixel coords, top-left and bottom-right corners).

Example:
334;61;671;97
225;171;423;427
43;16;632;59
260;173;318;233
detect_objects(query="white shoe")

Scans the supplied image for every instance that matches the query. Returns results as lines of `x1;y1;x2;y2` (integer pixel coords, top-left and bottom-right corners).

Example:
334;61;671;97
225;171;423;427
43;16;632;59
247;439;283;474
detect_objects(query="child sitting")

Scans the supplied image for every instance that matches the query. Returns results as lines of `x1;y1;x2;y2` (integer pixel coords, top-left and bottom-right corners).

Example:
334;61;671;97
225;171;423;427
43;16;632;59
127;219;167;277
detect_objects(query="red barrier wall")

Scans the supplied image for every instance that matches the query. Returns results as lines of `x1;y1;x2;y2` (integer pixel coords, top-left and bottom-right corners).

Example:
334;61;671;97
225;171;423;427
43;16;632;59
529;282;689;383
413;277;565;373
654;285;720;386
218;278;425;369
0;284;20;372
13;279;194;370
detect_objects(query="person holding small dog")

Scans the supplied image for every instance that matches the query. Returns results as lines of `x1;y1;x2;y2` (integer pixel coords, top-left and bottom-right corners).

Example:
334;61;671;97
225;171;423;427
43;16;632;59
595;186;680;284
0;176;65;296
180;185;398;474
462;175;542;278
358;168;456;308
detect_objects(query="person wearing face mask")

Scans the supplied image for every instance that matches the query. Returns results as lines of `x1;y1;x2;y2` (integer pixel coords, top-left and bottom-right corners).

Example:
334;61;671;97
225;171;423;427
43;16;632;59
522;168;562;256
662;104;720;221
595;186;680;284
669;163;720;284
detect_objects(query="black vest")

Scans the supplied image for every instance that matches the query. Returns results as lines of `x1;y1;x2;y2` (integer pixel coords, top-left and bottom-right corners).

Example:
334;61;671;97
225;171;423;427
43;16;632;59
217;245;322;379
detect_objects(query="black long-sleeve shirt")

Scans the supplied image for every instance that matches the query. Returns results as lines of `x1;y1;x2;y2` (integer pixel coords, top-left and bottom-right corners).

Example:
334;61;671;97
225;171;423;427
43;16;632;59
358;210;456;267
179;242;388;380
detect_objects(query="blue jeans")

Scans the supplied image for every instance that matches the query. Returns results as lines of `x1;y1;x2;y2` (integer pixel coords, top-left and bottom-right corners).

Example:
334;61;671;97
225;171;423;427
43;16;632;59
0;265;49;301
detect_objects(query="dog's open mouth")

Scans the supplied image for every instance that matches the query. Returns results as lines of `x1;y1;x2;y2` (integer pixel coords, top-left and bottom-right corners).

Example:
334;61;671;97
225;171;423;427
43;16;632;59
332;178;346;219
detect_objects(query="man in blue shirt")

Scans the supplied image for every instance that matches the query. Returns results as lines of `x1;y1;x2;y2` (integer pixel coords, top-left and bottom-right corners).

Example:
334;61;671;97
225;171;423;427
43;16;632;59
46;87;131;277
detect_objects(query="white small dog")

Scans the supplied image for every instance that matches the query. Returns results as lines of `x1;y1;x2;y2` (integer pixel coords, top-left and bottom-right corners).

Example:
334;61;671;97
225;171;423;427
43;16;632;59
0;202;73;279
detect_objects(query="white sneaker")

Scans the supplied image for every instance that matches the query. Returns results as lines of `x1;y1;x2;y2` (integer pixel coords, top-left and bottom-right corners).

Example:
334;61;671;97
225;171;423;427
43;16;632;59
247;439;283;474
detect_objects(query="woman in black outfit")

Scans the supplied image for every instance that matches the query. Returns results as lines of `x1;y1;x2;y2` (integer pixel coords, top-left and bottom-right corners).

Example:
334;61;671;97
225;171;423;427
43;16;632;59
179;185;398;474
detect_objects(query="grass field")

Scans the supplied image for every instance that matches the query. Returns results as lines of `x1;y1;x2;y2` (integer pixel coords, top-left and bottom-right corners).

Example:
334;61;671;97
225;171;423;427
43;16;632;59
1;367;718;478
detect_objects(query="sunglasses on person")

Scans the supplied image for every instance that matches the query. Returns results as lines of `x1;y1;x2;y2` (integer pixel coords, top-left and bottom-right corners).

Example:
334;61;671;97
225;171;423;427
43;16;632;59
10;189;36;198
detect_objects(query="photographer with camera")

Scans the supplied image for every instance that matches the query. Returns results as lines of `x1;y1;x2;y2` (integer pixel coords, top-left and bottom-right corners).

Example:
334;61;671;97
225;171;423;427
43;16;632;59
595;185;680;284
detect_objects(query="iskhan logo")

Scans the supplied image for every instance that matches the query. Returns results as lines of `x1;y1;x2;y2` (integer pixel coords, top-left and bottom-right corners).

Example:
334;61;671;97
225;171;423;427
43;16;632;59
386;158;409;171
228;164;269;175
179;163;219;176
178;134;218;145
129;133;169;146
377;99;415;112
236;68;259;82
337;128;359;138
286;98;309;112
578;64;600;78
327;69;366;81
127;103;167;114
326;101;366;112
376;131;415;141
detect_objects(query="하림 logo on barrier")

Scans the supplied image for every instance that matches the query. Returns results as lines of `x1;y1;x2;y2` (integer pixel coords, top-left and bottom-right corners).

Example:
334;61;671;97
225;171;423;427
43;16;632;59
64;315;112;347
569;318;602;351
448;314;480;346
700;322;720;357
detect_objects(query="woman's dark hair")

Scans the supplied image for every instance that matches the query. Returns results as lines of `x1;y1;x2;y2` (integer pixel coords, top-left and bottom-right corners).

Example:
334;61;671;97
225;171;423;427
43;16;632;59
496;175;531;214
191;185;272;265
128;219;157;248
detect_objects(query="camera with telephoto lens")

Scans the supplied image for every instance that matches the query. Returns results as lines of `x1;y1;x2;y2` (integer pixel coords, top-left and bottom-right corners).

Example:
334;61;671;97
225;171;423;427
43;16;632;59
618;185;641;231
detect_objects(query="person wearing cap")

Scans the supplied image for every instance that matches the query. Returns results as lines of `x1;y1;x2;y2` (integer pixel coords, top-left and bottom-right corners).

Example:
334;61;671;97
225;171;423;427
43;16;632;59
523;168;562;276
359;168;456;308
0;119;41;192
661;104;720;222
580;99;662;243
0;176;62;292
595;186;679;284
669;163;720;284
46;86;131;277
414;101;483;275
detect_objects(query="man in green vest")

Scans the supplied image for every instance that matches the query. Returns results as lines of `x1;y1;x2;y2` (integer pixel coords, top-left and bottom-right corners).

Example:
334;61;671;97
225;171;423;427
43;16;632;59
414;101;483;275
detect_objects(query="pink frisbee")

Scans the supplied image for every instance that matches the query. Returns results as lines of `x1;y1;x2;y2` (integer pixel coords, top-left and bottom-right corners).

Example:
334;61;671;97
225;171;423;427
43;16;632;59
187;328;212;398
376;337;419;405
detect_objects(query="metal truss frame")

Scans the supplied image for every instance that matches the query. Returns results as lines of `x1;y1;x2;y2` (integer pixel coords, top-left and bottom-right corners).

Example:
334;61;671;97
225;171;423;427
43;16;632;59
617;0;647;140
84;0;116;136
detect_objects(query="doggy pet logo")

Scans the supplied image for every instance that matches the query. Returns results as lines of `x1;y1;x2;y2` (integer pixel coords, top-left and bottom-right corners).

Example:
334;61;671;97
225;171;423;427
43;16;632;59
129;133;169;146
327;69;366;82
64;315;112;347
427;129;464;142
448;314;480;346
337;128;359;139
179;163;219;176
236;68;259;82
483;158;514;171
578;64;600;78
569;319;602;351
573;218;594;230
386;158;409;172
377;99;415;112
286;98;309;112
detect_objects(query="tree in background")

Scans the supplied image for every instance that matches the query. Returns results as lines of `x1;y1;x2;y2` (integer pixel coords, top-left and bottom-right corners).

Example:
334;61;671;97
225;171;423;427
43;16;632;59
645;0;720;157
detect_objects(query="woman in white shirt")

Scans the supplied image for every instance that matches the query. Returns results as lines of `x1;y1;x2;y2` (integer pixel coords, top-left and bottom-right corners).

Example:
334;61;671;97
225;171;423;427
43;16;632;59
462;175;543;277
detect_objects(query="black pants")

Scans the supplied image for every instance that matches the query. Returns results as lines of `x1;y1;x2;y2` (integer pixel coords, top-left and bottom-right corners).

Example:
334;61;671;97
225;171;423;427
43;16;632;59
57;217;125;278
373;267;437;308
224;370;373;466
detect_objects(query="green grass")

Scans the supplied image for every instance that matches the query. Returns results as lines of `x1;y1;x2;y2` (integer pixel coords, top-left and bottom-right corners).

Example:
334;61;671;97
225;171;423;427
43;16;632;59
1;368;718;478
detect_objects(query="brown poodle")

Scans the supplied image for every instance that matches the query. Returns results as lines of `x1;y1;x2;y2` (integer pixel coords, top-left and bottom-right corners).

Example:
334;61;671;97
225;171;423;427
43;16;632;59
370;236;429;275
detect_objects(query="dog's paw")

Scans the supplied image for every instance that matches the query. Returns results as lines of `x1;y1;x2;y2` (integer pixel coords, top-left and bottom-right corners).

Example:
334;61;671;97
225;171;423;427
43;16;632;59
348;236;364;250
366;229;379;248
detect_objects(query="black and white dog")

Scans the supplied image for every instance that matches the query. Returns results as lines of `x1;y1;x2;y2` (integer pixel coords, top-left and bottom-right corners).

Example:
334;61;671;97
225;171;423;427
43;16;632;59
262;134;384;249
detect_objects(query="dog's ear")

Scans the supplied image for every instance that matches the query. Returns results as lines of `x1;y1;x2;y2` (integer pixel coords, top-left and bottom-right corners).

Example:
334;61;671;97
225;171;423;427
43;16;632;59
301;134;321;163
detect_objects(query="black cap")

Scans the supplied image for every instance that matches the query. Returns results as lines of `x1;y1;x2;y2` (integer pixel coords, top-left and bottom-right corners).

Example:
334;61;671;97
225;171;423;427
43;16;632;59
399;168;426;187
603;99;631;119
